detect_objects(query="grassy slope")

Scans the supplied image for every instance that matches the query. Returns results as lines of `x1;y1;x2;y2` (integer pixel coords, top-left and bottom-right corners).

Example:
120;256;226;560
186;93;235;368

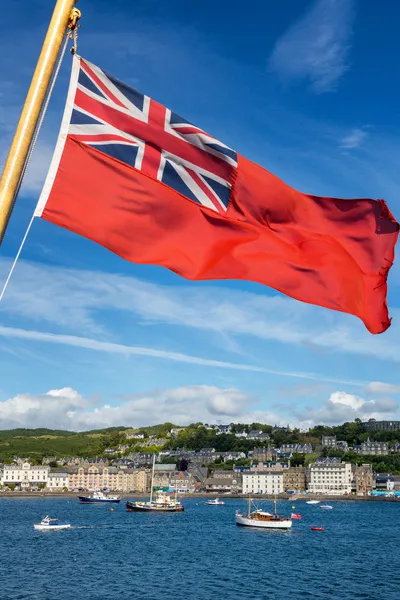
0;427;130;460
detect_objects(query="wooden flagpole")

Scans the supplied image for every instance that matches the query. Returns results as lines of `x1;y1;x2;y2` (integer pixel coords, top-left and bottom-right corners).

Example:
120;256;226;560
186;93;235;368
0;0;80;245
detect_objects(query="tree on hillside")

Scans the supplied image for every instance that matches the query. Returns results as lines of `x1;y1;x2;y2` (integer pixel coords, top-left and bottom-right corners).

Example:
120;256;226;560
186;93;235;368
177;458;189;471
290;454;305;467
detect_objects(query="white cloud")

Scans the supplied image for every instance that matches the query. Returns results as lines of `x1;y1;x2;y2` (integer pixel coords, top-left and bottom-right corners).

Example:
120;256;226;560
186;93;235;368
340;127;368;149
1;385;398;431
269;0;355;93
0;385;284;431
365;382;400;395
0;324;365;386
0;259;399;367
296;390;399;426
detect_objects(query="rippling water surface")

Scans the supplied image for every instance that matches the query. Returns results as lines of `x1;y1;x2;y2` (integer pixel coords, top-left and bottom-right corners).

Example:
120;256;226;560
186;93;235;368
0;497;399;600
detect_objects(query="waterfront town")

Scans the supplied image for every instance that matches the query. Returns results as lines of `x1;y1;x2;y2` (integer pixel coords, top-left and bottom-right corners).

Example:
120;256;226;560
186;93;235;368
1;419;400;497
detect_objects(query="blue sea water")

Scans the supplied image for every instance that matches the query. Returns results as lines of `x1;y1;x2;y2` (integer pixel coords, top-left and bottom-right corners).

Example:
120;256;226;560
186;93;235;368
0;497;399;600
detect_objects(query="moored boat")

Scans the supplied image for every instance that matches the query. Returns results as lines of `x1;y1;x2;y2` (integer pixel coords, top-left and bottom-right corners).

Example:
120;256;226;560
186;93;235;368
126;455;184;513
311;526;325;531
127;490;184;512
34;516;71;531
235;497;292;529
306;500;321;505
79;490;121;503
320;504;333;509
205;497;225;505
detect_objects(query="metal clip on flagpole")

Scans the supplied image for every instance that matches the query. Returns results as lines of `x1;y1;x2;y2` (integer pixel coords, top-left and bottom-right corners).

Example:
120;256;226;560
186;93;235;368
0;0;81;304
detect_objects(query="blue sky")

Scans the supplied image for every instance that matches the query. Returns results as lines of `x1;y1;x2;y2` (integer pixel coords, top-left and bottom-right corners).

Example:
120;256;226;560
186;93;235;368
0;0;400;430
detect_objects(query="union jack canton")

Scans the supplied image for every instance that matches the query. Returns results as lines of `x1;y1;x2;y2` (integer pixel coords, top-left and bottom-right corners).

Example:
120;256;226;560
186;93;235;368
68;57;238;214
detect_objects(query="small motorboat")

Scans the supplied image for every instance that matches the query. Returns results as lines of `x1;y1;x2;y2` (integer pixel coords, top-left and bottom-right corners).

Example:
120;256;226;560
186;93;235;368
205;497;225;506
306;500;320;505
311;526;325;531
320;504;333;509
34;516;71;531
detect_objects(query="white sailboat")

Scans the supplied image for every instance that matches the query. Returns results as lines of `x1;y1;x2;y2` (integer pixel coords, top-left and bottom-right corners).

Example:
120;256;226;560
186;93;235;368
236;497;292;529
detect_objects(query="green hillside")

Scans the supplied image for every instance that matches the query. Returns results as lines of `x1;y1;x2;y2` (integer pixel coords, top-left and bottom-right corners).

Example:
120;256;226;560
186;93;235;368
0;427;130;462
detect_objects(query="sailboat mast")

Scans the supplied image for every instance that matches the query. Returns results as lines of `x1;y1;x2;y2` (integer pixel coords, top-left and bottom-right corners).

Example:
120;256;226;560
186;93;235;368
150;454;156;504
248;495;251;517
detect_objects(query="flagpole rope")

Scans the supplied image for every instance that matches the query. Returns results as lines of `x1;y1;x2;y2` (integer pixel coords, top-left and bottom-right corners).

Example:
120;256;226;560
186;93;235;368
0;28;74;305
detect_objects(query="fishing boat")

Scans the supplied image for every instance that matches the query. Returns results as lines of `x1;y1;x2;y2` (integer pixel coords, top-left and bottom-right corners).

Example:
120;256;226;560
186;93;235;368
235;497;292;529
306;500;321;505
34;516;71;531
78;490;121;503
126;455;184;513
320;504;333;509
205;497;225;505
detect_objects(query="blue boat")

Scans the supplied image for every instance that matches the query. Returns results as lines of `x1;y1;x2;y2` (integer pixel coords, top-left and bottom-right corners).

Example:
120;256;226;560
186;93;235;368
79;490;121;503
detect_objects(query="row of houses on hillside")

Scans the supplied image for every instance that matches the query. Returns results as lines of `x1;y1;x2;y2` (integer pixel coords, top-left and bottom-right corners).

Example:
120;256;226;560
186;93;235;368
322;435;392;456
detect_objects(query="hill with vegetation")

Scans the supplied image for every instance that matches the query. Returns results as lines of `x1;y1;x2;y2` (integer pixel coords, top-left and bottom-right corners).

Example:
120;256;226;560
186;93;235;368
0;427;131;462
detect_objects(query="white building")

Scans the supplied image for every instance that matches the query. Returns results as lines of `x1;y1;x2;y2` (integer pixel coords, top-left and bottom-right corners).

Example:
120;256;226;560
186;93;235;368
242;471;283;495
216;425;232;435
1;463;50;489
125;432;145;440
235;431;248;438
308;460;353;495
47;471;69;490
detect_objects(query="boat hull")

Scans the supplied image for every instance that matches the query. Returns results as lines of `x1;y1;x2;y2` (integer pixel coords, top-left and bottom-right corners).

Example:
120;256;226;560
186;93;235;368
78;496;120;503
235;514;292;529
34;524;71;531
126;501;184;512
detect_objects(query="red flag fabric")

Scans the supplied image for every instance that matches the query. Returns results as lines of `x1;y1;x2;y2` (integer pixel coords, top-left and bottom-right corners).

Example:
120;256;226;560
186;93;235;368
35;56;399;334
291;513;302;520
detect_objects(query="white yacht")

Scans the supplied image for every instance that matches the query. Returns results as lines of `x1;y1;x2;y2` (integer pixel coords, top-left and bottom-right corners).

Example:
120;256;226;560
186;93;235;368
236;498;292;529
205;497;225;505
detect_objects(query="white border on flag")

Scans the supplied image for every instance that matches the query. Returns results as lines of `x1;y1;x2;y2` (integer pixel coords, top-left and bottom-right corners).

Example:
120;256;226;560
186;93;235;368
34;54;81;217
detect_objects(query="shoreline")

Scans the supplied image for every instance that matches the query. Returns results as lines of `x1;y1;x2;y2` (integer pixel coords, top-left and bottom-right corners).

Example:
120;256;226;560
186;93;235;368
0;491;399;502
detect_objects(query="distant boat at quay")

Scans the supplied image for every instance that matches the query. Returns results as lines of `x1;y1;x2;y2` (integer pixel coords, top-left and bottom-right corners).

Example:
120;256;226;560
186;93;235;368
79;490;121;503
235;497;292;529
306;500;321;505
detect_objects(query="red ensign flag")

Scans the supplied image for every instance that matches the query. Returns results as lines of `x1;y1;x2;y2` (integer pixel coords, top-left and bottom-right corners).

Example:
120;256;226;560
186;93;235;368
35;56;399;334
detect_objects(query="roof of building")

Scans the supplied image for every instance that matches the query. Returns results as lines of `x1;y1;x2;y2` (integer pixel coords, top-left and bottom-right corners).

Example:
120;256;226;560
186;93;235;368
205;478;234;486
243;470;283;476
